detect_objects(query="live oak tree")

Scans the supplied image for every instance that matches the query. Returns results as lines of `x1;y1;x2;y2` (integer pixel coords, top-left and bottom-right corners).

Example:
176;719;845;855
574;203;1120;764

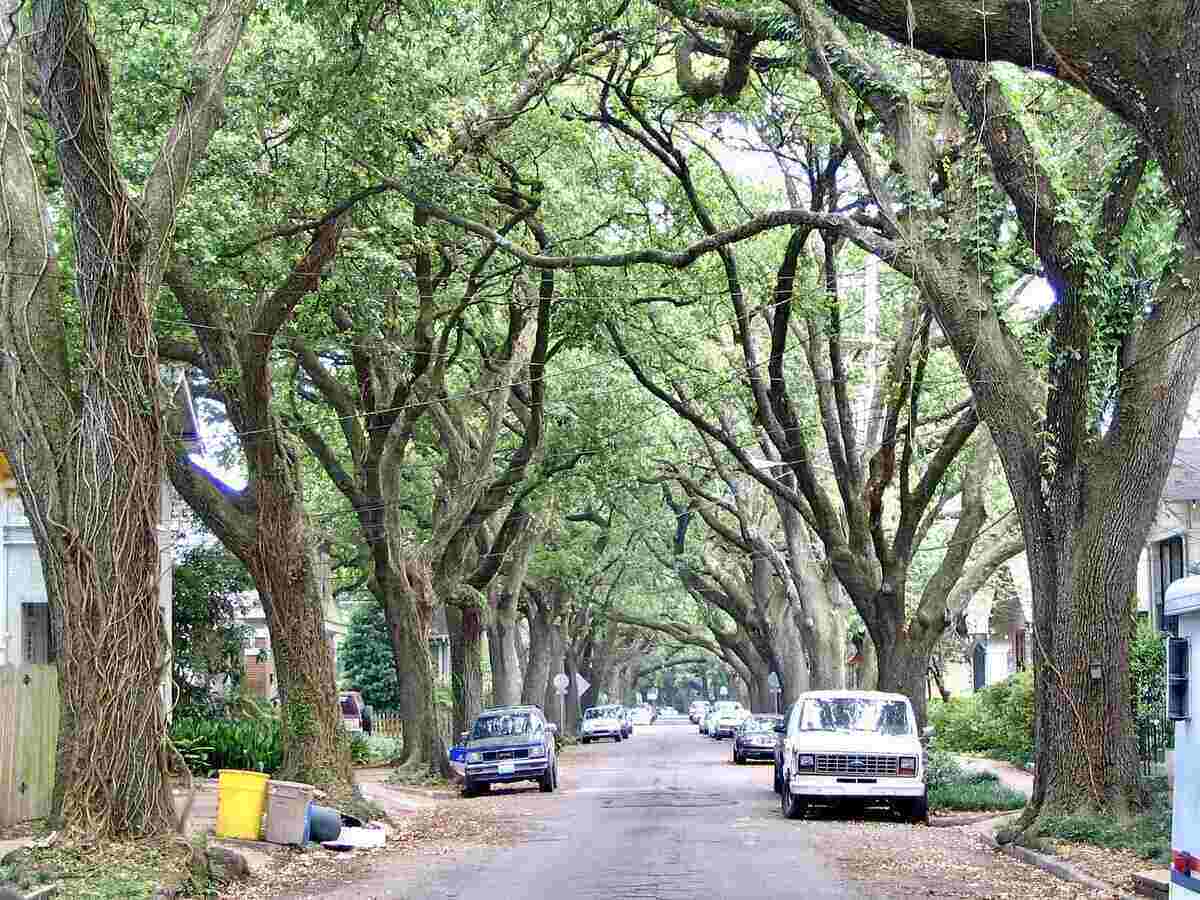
0;0;250;835
637;0;1200;825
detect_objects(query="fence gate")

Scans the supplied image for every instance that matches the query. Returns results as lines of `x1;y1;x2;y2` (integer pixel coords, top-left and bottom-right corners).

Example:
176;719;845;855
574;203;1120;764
0;664;59;826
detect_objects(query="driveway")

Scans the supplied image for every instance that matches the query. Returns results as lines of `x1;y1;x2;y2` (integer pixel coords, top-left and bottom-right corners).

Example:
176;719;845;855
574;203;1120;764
271;723;1116;899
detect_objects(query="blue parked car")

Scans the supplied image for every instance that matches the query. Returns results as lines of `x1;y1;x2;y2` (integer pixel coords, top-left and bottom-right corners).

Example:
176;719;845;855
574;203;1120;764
460;705;558;797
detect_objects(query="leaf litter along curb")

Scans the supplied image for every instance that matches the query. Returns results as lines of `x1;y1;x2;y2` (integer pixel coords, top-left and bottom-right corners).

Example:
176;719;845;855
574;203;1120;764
222;796;524;900
809;817;1124;899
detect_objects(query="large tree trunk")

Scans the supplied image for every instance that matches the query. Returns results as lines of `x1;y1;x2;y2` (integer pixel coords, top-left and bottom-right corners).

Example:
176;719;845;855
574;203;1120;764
522;592;555;705
246;525;349;788
1017;484;1146;821
564;649;582;734
0;0;247;837
446;604;484;737
491;589;523;707
378;564;450;775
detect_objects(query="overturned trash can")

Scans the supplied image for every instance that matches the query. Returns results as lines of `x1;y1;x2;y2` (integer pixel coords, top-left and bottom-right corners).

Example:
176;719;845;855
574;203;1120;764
265;780;315;846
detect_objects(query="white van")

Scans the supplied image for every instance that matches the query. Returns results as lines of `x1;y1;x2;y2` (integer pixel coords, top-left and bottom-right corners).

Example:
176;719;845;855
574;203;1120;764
777;690;928;823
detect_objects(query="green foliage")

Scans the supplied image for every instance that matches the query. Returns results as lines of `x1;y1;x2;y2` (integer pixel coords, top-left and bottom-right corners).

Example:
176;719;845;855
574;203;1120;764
929;671;1034;765
1037;777;1171;862
169;716;283;776
929;779;1028;813
924;748;967;789
171;543;253;716
349;732;371;765
1132;619;1167;733
925;748;1026;811
340;603;402;712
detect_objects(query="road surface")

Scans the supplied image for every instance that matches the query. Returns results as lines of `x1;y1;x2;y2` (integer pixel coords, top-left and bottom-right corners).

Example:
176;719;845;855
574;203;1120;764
276;722;1111;899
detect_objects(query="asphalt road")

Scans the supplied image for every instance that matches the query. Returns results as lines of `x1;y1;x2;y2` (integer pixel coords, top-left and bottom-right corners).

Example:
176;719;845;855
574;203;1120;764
302;720;870;899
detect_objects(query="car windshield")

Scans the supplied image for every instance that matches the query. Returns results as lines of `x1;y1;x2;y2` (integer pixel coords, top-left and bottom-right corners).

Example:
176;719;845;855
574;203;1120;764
742;717;781;733
471;712;532;739
798;698;912;736
584;707;616;720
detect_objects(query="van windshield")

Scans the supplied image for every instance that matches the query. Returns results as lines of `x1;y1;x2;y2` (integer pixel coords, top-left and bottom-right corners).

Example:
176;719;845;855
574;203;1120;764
583;707;616;720
798;698;912;736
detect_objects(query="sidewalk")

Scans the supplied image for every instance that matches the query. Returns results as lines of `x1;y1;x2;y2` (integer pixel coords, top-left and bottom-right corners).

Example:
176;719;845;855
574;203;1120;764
955;755;1033;796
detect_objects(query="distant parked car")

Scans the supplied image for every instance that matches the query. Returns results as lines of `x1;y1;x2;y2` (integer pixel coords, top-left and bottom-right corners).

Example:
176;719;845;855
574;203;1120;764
774;702;796;793
777;690;928;824
460;705;558;797
710;701;748;739
733;714;783;764
689;701;710;724
580;705;624;743
339;691;365;733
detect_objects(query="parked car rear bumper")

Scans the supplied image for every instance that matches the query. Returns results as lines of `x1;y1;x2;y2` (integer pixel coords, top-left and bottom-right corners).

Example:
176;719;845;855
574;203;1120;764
736;745;776;759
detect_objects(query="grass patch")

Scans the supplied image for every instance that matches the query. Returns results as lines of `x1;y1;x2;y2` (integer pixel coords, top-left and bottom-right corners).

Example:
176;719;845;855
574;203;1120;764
930;779;1028;812
1037;776;1171;863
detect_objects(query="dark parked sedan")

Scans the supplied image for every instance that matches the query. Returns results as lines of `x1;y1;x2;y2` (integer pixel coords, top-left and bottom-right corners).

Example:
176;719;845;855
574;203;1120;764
734;714;783;764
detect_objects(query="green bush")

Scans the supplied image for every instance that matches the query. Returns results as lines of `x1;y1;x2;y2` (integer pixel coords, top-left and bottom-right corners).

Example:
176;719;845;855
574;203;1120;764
1037;776;1172;862
929;780;1027;812
170;716;282;776
929;670;1034;764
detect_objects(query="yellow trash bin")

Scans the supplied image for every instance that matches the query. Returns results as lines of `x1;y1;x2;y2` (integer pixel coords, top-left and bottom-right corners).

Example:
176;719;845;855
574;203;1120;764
215;769;269;840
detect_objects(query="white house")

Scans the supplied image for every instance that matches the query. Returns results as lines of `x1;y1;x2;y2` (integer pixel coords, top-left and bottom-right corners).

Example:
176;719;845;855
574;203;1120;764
1136;438;1200;635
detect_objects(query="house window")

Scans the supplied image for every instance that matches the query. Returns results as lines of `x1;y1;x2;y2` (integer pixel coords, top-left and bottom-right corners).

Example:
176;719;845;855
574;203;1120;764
1156;535;1185;635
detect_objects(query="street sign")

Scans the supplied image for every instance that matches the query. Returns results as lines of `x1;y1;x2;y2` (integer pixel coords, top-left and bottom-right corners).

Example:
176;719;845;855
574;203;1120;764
647;688;658;701
552;673;569;691
575;673;590;697
719;685;728;697
767;671;780;690
555;684;568;695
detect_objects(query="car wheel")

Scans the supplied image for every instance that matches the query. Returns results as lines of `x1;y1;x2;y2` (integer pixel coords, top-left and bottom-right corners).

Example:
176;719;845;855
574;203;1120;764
581;737;590;744
614;733;622;743
734;749;744;765
539;760;557;793
781;780;804;820
462;778;485;798
904;794;929;825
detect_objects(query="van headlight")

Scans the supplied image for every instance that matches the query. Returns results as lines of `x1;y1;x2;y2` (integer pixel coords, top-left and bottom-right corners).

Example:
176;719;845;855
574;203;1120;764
467;751;482;763
797;754;815;771
899;756;917;776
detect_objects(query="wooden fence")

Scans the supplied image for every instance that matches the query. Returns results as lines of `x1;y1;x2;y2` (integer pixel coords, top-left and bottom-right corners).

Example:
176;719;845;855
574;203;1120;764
373;709;453;744
0;664;59;827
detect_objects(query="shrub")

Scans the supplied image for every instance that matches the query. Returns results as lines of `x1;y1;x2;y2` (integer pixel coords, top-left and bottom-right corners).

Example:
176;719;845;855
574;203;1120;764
350;733;371;765
1037;776;1172;862
929;780;1027;812
170;716;282;776
924;748;966;789
929;671;1034;764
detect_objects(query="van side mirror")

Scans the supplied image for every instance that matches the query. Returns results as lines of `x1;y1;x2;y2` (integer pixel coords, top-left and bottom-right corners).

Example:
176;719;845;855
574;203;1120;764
774;722;787;734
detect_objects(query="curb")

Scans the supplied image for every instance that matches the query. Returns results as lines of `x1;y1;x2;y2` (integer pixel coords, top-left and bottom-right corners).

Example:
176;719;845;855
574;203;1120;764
972;815;1137;899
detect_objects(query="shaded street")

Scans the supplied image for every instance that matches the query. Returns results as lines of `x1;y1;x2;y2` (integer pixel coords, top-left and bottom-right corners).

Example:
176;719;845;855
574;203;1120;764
273;722;1116;900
